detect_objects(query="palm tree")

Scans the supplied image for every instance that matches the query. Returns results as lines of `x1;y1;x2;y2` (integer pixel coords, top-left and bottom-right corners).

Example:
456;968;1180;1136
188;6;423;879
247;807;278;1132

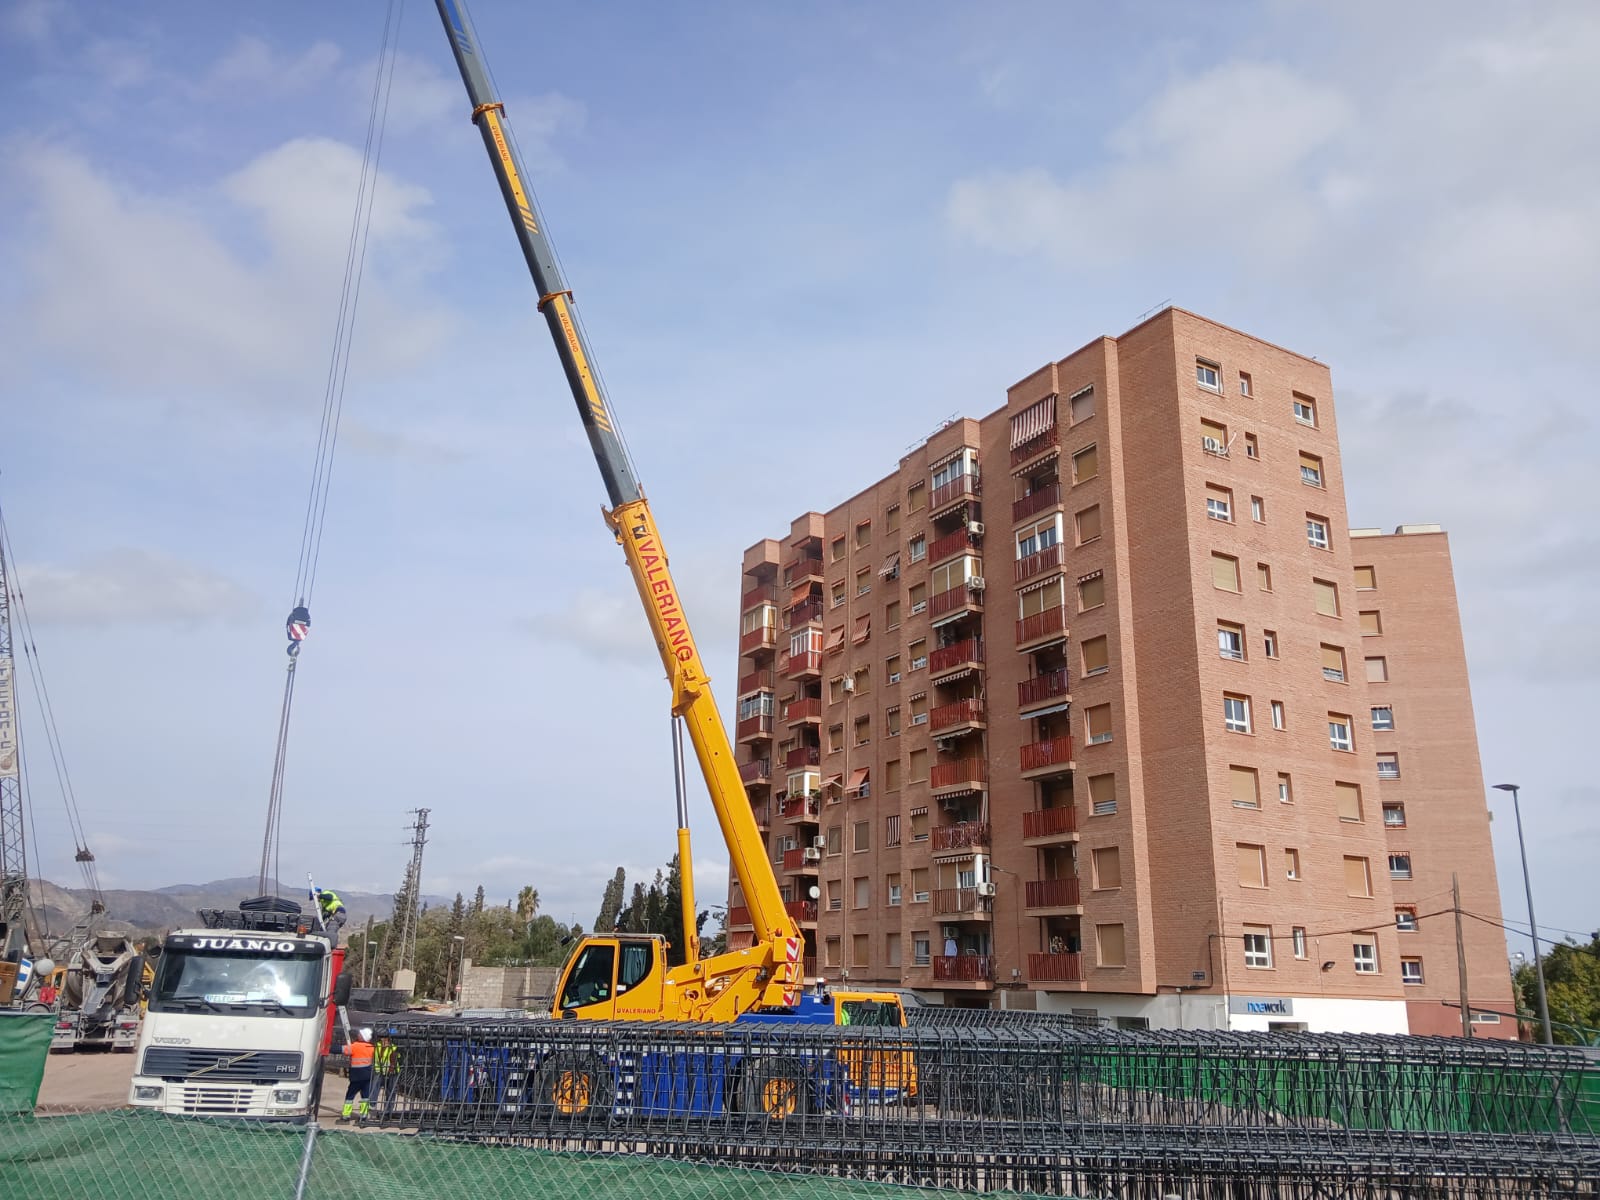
516;886;540;932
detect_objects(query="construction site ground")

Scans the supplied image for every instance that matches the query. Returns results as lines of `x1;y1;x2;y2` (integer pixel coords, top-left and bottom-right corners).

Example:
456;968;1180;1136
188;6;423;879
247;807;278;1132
35;1051;348;1120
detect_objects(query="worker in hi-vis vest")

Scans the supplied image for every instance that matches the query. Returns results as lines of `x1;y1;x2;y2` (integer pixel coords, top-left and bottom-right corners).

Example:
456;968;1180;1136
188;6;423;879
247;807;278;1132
342;1027;376;1121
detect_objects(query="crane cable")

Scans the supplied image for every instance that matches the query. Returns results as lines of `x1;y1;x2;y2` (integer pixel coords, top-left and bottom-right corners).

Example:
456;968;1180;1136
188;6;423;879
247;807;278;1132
257;0;406;896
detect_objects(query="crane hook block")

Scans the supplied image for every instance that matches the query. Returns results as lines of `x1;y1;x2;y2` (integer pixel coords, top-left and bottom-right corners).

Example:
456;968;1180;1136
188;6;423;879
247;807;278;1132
286;605;311;657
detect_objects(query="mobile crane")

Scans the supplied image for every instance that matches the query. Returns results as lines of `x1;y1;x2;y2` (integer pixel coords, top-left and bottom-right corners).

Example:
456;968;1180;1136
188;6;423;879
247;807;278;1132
433;0;804;1025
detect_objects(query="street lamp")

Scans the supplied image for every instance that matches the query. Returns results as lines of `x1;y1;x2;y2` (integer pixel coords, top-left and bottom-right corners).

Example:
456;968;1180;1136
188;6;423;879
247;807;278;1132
446;935;466;1011
1493;784;1553;1044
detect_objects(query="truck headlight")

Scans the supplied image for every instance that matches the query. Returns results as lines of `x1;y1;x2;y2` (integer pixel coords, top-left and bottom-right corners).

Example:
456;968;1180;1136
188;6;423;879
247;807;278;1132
133;1085;163;1101
273;1088;301;1105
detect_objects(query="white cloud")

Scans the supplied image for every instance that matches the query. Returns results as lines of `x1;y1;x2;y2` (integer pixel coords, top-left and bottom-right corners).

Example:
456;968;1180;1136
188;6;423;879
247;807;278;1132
2;0;64;43
205;36;340;94
519;587;656;666
17;548;258;627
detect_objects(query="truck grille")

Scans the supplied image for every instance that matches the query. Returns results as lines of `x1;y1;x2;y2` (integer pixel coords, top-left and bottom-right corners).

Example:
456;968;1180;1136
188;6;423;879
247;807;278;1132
178;1085;255;1115
142;1047;304;1082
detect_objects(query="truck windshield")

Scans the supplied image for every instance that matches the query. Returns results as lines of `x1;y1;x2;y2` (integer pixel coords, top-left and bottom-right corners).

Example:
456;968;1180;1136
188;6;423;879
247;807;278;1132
150;948;322;1018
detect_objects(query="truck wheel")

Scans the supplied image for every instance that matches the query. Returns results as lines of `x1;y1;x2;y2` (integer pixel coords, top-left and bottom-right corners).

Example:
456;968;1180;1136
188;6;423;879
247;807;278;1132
740;1058;808;1119
532;1051;610;1120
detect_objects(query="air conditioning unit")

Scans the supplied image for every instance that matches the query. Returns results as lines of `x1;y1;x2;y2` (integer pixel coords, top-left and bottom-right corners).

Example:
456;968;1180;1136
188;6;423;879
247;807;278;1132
975;881;998;898
967;521;985;537
1202;436;1227;455
812;835;827;849
802;847;822;863
968;576;986;591
935;737;957;753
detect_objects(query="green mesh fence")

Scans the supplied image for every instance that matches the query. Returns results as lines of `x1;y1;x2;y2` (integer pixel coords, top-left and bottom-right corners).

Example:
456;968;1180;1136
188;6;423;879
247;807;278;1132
0;1012;52;1114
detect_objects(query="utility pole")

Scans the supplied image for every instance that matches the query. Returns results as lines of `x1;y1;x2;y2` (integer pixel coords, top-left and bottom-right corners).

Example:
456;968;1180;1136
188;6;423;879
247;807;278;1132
0;533;29;965
1453;873;1472;1039
394;808;430;980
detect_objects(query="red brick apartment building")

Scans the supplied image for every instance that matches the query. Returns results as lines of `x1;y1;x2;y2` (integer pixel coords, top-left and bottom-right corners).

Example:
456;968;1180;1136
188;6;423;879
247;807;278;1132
726;307;1513;1035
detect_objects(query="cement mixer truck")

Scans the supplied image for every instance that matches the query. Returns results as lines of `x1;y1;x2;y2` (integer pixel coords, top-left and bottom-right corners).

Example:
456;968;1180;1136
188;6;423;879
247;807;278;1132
50;929;146;1052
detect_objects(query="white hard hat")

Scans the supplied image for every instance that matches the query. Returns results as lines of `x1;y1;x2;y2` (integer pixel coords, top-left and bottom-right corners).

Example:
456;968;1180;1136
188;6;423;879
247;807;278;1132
359;1027;373;1041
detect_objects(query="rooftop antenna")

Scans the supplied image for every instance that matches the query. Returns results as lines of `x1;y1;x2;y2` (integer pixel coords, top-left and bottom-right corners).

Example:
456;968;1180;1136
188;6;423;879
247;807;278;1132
905;412;960;454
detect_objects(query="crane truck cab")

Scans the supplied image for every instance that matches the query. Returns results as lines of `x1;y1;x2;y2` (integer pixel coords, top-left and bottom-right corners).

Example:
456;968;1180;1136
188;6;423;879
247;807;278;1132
128;899;348;1119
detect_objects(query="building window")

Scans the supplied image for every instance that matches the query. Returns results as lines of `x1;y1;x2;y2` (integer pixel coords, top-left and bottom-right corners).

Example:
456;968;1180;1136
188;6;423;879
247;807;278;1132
1096;923;1127;968
1360;610;1382;637
1239;372;1253;397
1395;906;1418;932
853;821;870;852
1072;444;1099;485
1354;565;1376;590
1081;634;1109;676
1321;644;1347;682
1230;765;1260;809
885;600;900;630
1285;848;1300;880
1371;706;1394;731
886;932;902;967
1224;694;1252;734
909;639;927;671
1292;927;1307;959
852;876;870;910
1244;432;1259;459
824;936;840;967
1377;752;1400;779
907;482;925;513
1336;780;1363;822
910;866;929;900
1306;515;1330;550
1293;394;1317;427
827;724;844;754
852;933;869;967
912;934;930;965
1202;418;1228;455
908;535;926;564
885;812;901;844
1217;622;1245;660
856;567;871;596
1092;846;1122;890
886;504;900;533
910;811;928;843
1076;504;1102;544
1328;714;1353;753
1016;513;1063;561
1353;938;1379;973
830;536;846;562
1277;773;1293;804
826;825;842;855
1089;773;1117;816
1401;958;1424;985
1471;1012;1502;1025
1366;656;1388;682
1263;629;1278;658
1388;852;1412;880
1344;855;1373;898
1085;703;1113;744
854;714;870;745
1078;573;1106;610
1212;553;1241;593
1206;484;1233;522
1313;578;1340;617
887;873;902;906
908;750;927;783
1069;386;1096;423
1251;495;1265;523
1196;360;1221;391
1299;452;1324;488
885;706;901;737
1257;562;1273;592
1243;926;1273;968
1383;802;1406;827
831;581;847;608
855;521;871;549
1236;844;1267;888
885;654;901;683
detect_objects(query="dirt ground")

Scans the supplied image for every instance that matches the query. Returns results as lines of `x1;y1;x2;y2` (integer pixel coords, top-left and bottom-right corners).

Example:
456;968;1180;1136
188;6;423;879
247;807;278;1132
35;1049;349;1120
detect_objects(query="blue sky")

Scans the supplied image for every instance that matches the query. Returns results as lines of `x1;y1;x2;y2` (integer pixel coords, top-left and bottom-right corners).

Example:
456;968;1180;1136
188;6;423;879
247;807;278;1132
1;0;1595;958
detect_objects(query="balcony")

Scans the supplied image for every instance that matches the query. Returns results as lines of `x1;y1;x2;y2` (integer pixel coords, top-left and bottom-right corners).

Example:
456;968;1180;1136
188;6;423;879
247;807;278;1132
781;847;820;874
1022;806;1078;843
738;758;771;785
784;697;822;726
741;584;777;611
930;473;981;516
1012;482;1061;524
739;626;777;655
784;899;819;924
930;757;987;794
787;599;823;629
727;905;753;929
735;714;773;742
785;745;821;770
1018;669;1070;712
1016;606;1068;649
933;954;995;983
933;888;992;917
779;793;820;823
930;697;985;735
1024;877;1082;911
786;553;824;584
1028;952;1084;983
803;955;817;980
1011;428;1059;471
929;582;983;621
1020;735;1075;778
929;638;983;680
931;820;990;854
929;527;978;564
737;671;771;696
786;650;823;679
1014;543;1062;584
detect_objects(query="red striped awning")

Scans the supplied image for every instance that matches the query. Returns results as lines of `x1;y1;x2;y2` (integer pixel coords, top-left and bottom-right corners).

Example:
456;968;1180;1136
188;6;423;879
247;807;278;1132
1010;396;1057;449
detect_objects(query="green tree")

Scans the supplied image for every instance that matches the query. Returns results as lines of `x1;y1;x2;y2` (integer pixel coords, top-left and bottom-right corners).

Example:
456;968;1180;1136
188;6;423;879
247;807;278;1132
595;868;626;933
516;886;540;931
472;886;485;915
1515;935;1600;1045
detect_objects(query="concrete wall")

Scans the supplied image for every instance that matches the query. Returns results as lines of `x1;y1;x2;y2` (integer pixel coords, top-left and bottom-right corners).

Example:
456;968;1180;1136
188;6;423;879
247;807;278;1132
457;960;560;1011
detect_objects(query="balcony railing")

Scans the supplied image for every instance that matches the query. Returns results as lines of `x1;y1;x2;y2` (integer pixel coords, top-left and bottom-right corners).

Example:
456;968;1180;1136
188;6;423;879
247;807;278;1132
929;582;983;618
785;745;821;770
784;899;819;923
803;955;817;979
1012;482;1061;524
738;758;771;785
930;473;980;513
738;712;774;738
931;758;987;791
741;584;777;611
930;697;985;733
781;847;818;873
1011;428;1059;469
929;638;983;676
929;527;977;563
727;905;752;928
1028;951;1084;982
1024;877;1082;908
1020;734;1074;773
933;887;986;915
787;600;823;629
1018;668;1070;709
1016;606;1067;647
779;793;820;821
739;626;777;655
1022;806;1078;840
737;671;771;696
786;650;823;677
786;554;823;581
932;954;995;982
784;697;822;724
1014;543;1062;584
932;821;990;852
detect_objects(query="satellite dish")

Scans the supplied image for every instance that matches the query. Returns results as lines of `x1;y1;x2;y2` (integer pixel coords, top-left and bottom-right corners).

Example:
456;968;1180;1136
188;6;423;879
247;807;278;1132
808;886;820;900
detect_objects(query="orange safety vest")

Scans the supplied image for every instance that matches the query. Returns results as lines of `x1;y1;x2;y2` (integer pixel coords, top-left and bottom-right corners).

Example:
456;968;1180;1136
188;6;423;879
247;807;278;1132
348;1041;374;1069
